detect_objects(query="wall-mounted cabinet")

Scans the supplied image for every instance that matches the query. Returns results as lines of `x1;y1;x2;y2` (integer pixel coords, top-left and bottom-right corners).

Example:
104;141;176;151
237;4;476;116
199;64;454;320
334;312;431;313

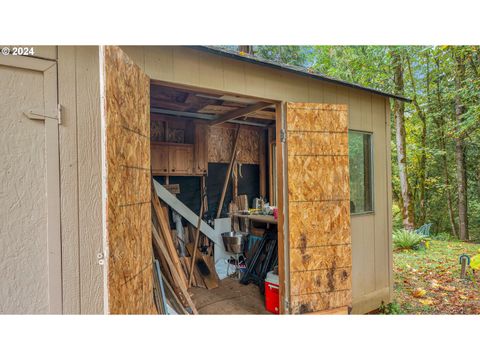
151;143;169;174
151;122;208;176
168;144;193;175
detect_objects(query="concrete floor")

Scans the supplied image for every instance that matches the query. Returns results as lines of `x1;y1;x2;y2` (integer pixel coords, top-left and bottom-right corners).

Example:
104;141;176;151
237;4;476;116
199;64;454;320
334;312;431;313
190;278;271;314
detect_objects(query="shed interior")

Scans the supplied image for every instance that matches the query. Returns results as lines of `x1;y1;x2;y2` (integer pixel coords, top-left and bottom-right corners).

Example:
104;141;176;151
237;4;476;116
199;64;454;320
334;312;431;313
149;80;281;314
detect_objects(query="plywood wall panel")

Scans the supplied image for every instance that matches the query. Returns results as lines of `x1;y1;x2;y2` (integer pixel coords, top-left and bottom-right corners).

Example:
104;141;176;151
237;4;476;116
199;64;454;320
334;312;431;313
290;244;352;272
286;103;351;314
287;156;349;202
103;46;155;314
290;267;351;295
208;124;261;164
289;201;350;248
286;104;348;132
287;132;348;156
290;290;351;314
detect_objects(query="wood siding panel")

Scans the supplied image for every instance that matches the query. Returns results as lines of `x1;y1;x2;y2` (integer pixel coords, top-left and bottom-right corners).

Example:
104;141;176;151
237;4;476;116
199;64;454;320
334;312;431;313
103;46;155;314
286;103;351;314
58;46;80;314
373;95;389;289
76;47;104;314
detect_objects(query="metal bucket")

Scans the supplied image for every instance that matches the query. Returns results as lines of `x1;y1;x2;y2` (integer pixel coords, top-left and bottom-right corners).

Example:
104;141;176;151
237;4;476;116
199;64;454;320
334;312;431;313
221;231;247;254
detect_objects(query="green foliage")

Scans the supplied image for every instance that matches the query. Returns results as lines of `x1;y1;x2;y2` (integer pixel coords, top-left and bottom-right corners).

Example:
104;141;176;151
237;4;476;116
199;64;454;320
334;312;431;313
225;45;480;241
393;229;426;250
379;301;404;315
471;253;480;271
432;232;458;242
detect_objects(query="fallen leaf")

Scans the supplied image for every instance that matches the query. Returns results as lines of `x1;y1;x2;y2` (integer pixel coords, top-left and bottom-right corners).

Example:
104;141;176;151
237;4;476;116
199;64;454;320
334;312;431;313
442;285;456;292
412;288;427;298
419;298;434;306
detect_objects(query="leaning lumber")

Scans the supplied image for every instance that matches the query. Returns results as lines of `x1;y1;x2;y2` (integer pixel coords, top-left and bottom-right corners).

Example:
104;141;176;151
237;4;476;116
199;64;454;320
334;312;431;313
152;224;198;315
152;183;188;289
154;179;218;243
186;243;219;290
216;124;241;219
188;188;206;287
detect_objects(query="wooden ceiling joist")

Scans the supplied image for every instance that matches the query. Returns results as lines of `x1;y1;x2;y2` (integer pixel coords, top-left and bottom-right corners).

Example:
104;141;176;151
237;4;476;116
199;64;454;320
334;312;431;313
208;101;273;126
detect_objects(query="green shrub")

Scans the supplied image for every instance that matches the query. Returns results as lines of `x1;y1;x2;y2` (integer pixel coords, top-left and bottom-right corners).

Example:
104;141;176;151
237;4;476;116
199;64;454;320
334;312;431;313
379;301;403;315
393;229;425;250
432;232;458;242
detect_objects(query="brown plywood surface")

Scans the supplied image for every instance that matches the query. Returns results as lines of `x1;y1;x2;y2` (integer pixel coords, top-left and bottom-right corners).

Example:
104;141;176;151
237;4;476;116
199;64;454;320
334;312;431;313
103;45;155;314
290;290;351;314
286;103;351;314
287;156;349;201
208;124;261;164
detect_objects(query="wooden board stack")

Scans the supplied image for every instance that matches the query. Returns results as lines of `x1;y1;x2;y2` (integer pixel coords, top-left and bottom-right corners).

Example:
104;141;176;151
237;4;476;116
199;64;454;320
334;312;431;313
150;179;220;315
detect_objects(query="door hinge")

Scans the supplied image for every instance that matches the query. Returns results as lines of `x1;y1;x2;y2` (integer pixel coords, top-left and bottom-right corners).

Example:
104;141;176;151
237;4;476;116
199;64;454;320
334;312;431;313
280;129;287;143
24;104;62;125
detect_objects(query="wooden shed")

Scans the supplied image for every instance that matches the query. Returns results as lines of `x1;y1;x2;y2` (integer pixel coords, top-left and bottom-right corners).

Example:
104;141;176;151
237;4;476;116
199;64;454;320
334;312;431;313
0;45;408;314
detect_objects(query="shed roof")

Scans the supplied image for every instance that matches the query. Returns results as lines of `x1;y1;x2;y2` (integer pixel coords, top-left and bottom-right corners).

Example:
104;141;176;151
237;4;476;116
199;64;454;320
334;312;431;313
191;46;411;103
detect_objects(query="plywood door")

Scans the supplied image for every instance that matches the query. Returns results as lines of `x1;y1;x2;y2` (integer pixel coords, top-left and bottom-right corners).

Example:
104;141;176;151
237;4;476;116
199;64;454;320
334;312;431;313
101;46;155;314
285;103;351;314
151;143;169;174
0;56;61;314
168;144;193;175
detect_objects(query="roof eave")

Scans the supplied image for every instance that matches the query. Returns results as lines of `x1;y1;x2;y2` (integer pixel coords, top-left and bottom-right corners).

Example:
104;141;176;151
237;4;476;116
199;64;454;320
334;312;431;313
189;46;411;103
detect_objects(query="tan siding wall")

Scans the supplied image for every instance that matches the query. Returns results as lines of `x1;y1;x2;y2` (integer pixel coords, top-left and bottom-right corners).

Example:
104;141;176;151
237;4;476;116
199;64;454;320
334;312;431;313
58;46;104;314
120;46;392;314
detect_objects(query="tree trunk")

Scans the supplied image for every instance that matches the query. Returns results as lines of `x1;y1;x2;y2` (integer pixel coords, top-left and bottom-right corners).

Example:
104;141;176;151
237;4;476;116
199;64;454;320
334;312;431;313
406;53;428;225
434;58;458;238
238;46;254;55
453;50;469;241
392;49;415;230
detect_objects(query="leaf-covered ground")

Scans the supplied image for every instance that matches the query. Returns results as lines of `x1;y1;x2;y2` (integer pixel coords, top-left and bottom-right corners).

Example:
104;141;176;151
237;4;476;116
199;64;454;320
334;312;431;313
393;239;480;314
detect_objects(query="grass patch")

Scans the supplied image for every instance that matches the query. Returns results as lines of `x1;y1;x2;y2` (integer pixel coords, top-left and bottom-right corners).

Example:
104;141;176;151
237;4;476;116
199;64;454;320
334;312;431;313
393;239;480;314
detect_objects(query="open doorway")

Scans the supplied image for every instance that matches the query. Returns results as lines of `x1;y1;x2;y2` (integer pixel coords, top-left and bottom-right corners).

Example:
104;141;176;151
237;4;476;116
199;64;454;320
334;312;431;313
149;80;283;314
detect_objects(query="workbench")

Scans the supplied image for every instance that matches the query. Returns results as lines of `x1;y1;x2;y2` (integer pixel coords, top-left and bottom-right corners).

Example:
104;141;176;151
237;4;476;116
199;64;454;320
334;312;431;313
232;213;277;225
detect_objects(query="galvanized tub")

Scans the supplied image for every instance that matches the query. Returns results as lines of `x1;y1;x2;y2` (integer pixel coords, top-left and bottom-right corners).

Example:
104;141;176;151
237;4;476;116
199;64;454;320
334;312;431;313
221;231;247;253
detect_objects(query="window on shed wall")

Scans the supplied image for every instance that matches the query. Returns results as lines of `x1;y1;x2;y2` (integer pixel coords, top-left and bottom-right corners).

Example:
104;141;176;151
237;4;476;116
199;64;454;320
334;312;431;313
348;131;373;214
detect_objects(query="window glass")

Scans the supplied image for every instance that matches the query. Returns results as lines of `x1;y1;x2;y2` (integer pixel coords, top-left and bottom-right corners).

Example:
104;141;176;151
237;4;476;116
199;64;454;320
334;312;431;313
348;131;373;214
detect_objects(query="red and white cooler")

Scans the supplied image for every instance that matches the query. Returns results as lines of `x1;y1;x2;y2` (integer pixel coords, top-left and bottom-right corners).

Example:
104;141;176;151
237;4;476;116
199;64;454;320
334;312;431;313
264;271;279;314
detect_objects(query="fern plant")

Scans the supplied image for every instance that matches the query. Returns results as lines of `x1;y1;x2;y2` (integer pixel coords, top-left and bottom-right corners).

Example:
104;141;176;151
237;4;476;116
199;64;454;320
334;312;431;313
393;229;425;250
